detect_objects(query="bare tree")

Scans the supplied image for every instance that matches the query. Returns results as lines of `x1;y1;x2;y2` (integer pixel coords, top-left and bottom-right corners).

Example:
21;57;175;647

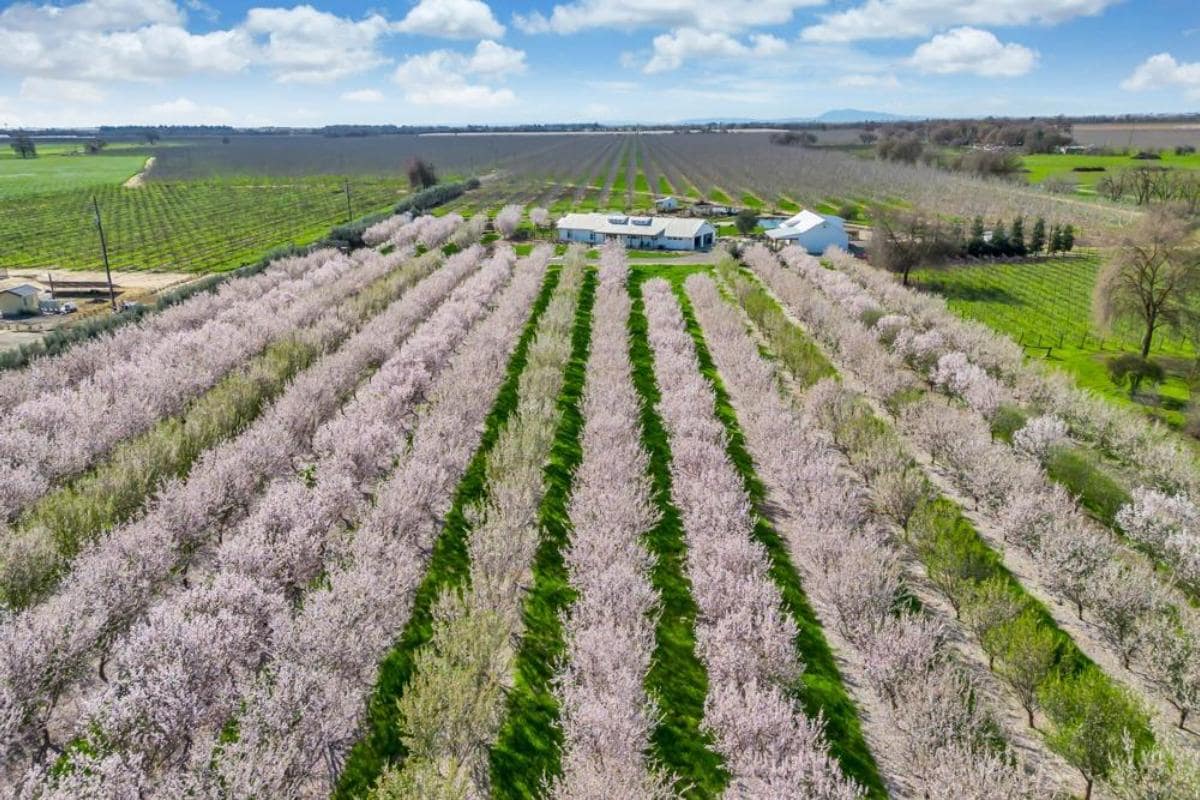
1094;209;1200;358
869;206;963;286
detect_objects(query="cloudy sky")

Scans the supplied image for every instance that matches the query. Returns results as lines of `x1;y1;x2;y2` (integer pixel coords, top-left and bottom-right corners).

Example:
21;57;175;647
0;0;1196;127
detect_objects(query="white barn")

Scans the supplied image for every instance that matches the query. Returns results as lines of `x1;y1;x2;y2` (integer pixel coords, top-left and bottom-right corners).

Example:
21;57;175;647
557;213;716;251
765;209;848;254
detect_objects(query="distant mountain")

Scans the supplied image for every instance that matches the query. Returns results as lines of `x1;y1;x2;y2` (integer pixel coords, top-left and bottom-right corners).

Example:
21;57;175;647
675;109;921;126
814;108;919;123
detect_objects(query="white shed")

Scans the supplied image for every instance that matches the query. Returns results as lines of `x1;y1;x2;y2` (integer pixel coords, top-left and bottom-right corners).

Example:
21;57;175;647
654;196;680;212
765;210;848;254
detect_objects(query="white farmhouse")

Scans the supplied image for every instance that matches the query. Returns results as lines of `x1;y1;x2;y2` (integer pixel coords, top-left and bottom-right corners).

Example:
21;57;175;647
654;196;680;212
556;213;716;251
765;209;849;254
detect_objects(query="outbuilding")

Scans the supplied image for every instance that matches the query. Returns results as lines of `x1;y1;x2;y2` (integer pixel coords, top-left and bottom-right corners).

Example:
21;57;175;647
765;209;849;254
0;284;40;318
654;196;680;212
556;213;715;251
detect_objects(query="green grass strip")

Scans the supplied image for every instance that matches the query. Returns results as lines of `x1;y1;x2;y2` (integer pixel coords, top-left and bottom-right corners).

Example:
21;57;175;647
628;269;729;798
667;276;889;799
488;269;597;798
333;263;563;799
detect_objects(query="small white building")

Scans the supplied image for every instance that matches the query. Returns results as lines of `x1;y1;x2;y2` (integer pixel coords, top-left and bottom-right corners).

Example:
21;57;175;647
557;213;715;251
765;209;848;254
654;196;680;212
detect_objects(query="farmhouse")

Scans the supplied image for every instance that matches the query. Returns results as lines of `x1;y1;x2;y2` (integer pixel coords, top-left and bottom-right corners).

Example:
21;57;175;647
654;196;680;212
556;213;716;251
765;209;849;254
0;284;40;318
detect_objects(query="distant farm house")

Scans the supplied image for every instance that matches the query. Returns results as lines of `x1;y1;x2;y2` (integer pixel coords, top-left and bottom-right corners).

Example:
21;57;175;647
0;284;40;318
654;196;680;212
556;213;716;251
765;209;849;254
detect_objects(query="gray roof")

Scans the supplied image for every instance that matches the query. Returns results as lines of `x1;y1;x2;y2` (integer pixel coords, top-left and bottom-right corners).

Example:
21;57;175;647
2;284;39;298
557;212;712;238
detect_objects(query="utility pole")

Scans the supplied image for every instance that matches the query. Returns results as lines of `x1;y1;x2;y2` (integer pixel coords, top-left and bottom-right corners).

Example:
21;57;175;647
92;196;116;311
344;178;353;222
46;272;54;300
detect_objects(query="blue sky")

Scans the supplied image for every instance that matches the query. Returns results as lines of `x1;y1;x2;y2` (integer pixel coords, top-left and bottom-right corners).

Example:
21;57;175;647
0;0;1197;127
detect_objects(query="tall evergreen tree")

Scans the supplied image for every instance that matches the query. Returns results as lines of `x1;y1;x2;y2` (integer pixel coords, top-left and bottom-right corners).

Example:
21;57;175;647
967;215;987;257
1030;217;1047;254
990;219;1011;256
1061;224;1076;253
1010;217;1027;256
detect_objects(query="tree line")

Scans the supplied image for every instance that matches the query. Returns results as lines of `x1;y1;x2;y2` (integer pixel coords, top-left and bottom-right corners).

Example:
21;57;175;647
870;208;1076;285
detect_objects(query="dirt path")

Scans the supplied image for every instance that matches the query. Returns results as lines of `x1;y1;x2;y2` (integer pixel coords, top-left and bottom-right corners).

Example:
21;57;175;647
122;156;156;188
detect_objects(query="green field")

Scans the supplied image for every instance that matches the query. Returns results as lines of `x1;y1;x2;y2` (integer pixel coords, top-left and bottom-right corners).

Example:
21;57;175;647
3;177;407;273
0;147;151;198
912;254;1195;428
0;137;419;273
1021;151;1200;190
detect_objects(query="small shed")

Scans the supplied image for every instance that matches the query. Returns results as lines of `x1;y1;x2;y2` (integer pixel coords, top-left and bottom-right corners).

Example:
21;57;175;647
0;284;40;318
654;196;680;212
765;210;849;255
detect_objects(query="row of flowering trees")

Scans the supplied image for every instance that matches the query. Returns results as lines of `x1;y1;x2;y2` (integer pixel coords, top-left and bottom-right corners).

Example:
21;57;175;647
17;245;555;796
202;247;555;797
685;270;1054;797
0;249;372;521
369;251;585;797
806;246;1200;691
552;245;671;798
744;244;1199;797
0;219;478;768
642;278;864;798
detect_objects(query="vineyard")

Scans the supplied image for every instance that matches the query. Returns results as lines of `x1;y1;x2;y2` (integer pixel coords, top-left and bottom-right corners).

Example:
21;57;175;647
4;203;1200;799
912;254;1196;428
1;131;1137;276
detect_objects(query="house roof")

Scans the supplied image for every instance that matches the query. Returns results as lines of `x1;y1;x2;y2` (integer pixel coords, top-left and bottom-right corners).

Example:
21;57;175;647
1;284;39;298
781;210;828;233
557;212;711;238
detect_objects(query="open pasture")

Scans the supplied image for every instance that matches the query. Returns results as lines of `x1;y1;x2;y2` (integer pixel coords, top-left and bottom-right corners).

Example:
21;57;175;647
0;146;152;199
1071;122;1200;151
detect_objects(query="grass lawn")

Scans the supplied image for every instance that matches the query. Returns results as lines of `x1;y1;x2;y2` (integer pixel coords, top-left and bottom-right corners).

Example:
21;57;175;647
911;254;1195;428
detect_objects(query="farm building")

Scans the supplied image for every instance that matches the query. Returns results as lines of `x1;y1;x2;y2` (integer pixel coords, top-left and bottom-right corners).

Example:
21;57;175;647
765;209;849;254
654;196;680;212
556;213;716;251
692;200;736;216
0;284;40;317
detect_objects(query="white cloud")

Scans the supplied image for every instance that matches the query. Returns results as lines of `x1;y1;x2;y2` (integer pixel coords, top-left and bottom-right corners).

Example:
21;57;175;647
19;77;107;104
393;40;523;108
515;0;823;35
0;0;400;87
1121;53;1200;98
395;0;504;40
644;29;787;73
802;0;1117;43
341;88;385;102
242;6;392;83
836;73;901;88
467;39;526;75
909;27;1037;77
146;96;232;122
